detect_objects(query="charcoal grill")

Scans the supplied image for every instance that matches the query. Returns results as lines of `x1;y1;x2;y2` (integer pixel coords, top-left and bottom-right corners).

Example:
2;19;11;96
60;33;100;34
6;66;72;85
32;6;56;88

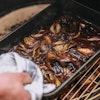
0;0;100;100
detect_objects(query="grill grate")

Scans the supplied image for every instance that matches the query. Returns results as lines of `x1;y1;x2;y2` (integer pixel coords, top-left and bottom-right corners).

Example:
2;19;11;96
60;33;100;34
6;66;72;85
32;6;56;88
59;57;100;100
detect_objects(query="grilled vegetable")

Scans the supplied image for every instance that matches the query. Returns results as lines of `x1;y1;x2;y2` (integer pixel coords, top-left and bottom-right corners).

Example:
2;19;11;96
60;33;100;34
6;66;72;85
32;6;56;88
73;31;80;39
12;14;100;88
45;35;51;44
77;48;95;56
24;36;35;47
87;36;100;41
47;52;57;60
50;23;61;34
55;77;61;87
50;60;64;74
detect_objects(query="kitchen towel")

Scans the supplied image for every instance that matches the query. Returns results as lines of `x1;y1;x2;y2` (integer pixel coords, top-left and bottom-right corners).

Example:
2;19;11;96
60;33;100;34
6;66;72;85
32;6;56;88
0;52;56;100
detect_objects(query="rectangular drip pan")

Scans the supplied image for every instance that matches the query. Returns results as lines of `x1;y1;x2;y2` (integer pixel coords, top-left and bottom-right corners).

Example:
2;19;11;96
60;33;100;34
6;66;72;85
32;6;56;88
0;0;100;99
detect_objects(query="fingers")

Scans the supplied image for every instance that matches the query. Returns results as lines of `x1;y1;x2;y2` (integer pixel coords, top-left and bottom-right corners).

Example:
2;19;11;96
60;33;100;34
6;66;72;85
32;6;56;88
19;72;33;85
15;86;31;100
0;72;33;85
0;72;32;100
20;88;31;100
10;85;31;100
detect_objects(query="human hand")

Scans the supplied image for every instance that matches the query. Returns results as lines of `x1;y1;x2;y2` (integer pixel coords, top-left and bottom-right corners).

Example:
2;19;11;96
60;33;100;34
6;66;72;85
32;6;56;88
0;72;32;100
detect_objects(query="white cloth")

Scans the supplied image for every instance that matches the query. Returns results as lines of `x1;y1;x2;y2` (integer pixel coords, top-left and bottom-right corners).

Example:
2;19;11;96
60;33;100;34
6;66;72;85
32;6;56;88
0;52;56;100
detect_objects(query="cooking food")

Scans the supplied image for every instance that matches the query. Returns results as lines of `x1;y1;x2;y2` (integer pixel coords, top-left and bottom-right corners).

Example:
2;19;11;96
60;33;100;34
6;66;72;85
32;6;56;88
12;14;100;88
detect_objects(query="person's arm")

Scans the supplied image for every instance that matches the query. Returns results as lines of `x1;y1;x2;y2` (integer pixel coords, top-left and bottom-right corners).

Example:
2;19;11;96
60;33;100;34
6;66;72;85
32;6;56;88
0;72;32;100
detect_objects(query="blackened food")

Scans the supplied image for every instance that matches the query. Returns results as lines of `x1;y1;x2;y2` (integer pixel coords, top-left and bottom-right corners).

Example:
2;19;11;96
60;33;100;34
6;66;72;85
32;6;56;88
12;14;100;88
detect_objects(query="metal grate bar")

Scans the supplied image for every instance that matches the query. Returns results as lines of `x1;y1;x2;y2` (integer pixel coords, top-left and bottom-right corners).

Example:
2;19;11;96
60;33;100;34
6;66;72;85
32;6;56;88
62;58;99;100
73;74;100;100
76;66;100;98
70;65;100;100
73;87;100;100
88;93;100;100
61;58;100;100
84;75;100;100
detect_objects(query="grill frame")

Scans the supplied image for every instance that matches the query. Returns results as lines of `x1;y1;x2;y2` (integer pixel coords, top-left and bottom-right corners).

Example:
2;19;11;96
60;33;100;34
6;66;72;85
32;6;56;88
0;0;100;99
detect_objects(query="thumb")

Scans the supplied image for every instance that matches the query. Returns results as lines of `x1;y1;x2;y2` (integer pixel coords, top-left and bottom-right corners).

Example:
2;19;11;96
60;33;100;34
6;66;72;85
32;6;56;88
19;72;33;85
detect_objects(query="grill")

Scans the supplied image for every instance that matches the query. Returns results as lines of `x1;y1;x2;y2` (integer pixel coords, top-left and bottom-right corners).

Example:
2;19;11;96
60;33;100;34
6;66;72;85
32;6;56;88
0;0;100;99
59;57;100;100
